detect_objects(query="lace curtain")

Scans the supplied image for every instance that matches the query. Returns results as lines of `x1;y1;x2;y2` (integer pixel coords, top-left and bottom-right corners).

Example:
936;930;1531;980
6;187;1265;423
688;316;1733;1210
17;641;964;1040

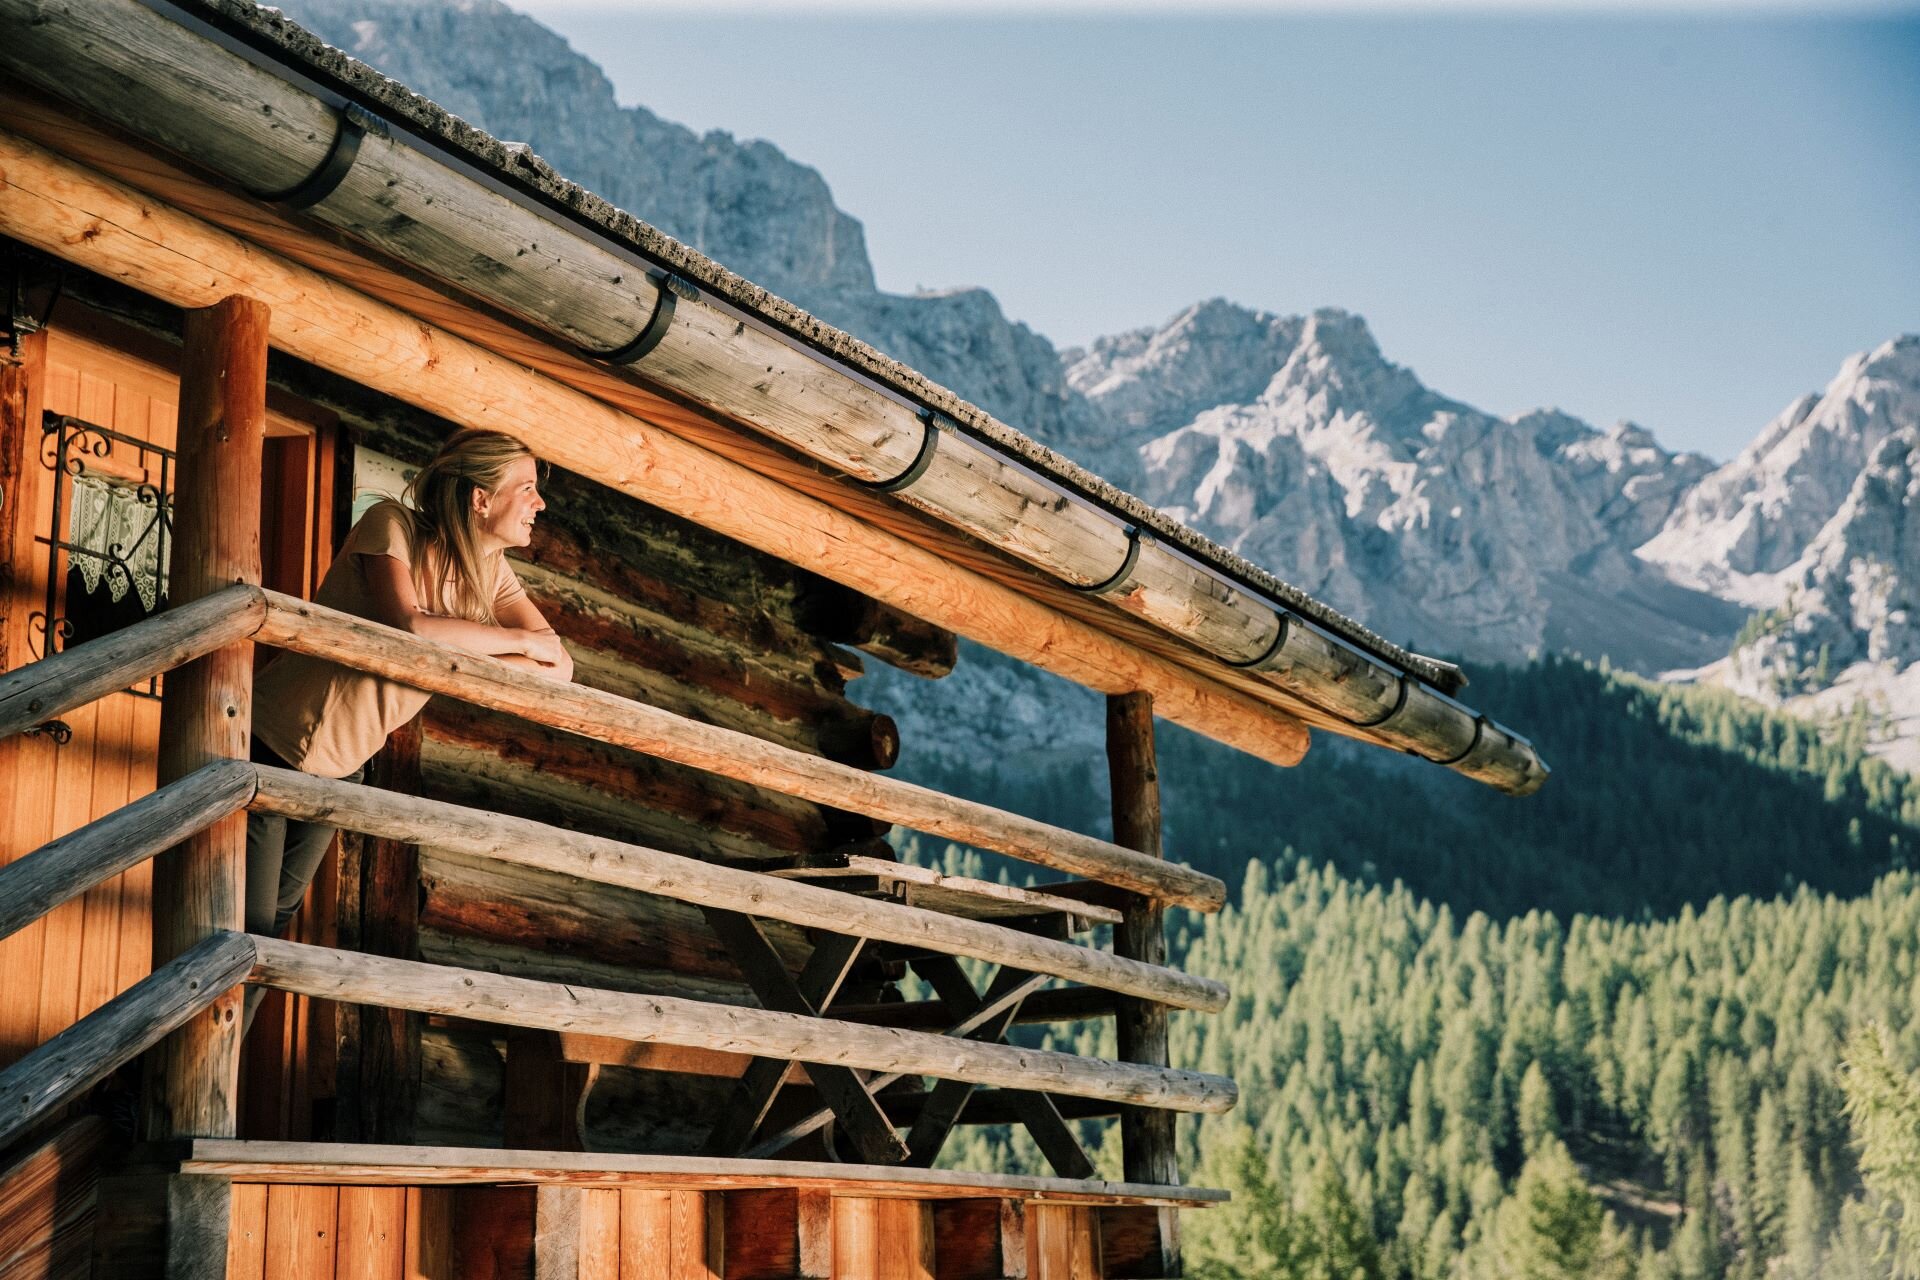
67;472;169;611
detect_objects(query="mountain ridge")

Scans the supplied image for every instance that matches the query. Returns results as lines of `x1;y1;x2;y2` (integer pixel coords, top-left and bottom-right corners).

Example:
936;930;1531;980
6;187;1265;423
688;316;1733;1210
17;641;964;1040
279;0;1919;760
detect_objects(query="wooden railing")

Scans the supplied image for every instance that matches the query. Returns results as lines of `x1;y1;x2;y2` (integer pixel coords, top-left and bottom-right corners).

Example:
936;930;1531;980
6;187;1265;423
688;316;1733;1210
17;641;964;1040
0;584;1226;911
0;932;257;1153
0;584;1237;1172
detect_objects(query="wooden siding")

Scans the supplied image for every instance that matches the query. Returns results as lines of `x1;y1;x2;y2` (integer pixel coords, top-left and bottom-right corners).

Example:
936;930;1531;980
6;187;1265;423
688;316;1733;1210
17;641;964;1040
218;1183;1125;1279
0;328;173;1069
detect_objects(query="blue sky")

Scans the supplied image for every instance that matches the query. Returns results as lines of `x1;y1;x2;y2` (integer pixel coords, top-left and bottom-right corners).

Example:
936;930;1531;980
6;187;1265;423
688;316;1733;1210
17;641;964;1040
514;5;1915;461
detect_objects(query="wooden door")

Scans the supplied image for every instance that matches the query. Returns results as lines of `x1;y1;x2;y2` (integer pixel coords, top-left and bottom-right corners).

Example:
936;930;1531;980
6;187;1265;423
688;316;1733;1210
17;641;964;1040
0;313;333;1070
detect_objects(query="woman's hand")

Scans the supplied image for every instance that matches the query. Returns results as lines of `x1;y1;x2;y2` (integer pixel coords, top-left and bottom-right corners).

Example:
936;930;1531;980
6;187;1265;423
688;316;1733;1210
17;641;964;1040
517;628;569;669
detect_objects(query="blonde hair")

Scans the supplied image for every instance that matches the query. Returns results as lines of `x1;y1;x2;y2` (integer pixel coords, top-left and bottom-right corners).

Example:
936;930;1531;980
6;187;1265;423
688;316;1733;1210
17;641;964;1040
401;429;536;624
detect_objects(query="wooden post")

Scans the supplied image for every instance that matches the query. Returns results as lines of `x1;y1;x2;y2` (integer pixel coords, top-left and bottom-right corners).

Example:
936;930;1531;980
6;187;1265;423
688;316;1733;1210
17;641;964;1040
1107;691;1182;1276
143;296;266;1139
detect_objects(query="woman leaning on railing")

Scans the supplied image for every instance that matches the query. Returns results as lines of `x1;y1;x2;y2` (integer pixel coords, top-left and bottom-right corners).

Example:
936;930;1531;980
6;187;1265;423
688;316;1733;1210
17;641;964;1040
243;429;574;1019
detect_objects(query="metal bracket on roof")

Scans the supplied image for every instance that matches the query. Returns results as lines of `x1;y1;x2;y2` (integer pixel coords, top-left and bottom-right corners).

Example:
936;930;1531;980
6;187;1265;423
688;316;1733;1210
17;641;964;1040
1431;715;1488;767
588;271;688;366
255;104;376;210
1077;524;1149;597
1355;673;1411;729
1229;611;1293;670
867;411;942;493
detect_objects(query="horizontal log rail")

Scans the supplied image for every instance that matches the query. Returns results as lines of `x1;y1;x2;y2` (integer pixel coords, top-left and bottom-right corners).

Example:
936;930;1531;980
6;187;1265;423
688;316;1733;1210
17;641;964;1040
0;756;1221;1013
0;932;259;1154
252;591;1226;912
0;585;263;741
249;938;1237;1114
0;761;258;943
251;768;1229;1014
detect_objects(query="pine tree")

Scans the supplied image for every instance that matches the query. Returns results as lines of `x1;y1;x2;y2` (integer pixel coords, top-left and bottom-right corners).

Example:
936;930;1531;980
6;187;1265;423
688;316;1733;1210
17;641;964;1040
1518;1061;1558;1155
1490;1139;1628;1279
1840;1022;1920;1275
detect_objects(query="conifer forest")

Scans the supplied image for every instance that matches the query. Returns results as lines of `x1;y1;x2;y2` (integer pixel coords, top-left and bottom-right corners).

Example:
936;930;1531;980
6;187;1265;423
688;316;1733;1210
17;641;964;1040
902;656;1920;1277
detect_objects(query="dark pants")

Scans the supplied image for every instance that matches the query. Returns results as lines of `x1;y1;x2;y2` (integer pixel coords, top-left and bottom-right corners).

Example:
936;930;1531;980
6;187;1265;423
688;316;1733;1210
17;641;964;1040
244;740;361;937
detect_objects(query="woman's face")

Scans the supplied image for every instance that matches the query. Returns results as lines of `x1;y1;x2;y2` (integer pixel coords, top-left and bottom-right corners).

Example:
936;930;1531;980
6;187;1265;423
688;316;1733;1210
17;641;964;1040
473;455;545;550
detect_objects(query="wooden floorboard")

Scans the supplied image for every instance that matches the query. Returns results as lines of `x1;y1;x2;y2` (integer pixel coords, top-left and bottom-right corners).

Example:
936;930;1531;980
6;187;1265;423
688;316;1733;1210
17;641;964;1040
170;1141;1226;1208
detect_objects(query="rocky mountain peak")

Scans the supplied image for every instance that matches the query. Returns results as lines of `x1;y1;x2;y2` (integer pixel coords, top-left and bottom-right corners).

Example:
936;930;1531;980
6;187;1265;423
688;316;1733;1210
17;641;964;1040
1637;334;1920;608
1064;298;1304;445
281;0;875;297
267;0;1916;757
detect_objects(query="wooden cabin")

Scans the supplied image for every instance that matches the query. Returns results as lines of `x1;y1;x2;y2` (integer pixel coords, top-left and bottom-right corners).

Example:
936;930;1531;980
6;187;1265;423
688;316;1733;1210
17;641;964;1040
0;3;1546;1277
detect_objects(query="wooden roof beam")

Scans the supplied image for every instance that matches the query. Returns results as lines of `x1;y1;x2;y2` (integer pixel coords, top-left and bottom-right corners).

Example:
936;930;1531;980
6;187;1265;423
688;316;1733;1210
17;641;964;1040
0;124;1312;774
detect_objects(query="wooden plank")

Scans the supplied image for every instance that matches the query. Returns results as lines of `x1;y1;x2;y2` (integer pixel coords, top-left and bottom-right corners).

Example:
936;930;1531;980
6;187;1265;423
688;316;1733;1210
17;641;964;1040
188;1142;1229;1208
0;1115;107;1280
250;769;1229;1013
338;1185;407;1280
0;122;1319;781
716;1187;832;1280
89;1170;235;1280
0;760;256;942
403;1186;452;1280
530;1185;583;1280
227;1181;269;1280
0;930;256;1153
266;1184;339;1277
254;595;1225;912
453;1187;533;1280
174;1176;238;1280
73;666;133;1026
0;328;54;1069
0;321;42;681
834;1197;934;1280
932;1199;1027;1280
118;691;162;994
1094;1206;1177;1280
578;1188;621;1280
249;938;1234;1115
618;1190;671;1279
34;697;99;1047
1025;1205;1102;1280
619;1189;714;1280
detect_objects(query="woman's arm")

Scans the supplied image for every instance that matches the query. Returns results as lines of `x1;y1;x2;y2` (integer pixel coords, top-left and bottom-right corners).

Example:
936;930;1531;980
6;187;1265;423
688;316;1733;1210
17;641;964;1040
494;592;574;682
360;553;571;679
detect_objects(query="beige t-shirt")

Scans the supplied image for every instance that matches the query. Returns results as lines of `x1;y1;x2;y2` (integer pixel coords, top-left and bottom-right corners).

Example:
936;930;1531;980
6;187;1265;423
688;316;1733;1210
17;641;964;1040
253;499;530;777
